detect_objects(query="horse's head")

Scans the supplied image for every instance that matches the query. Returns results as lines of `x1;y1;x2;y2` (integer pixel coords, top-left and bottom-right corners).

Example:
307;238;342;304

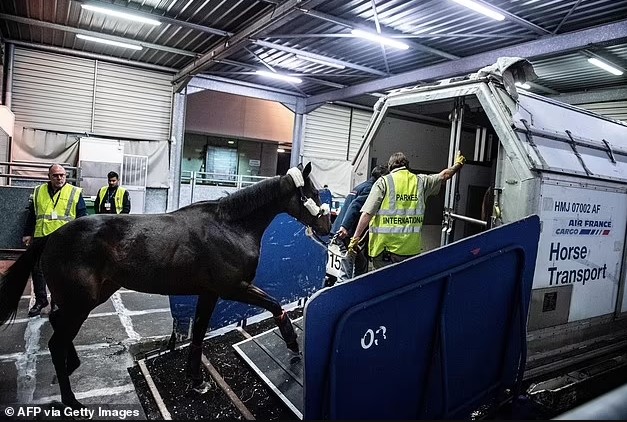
284;162;331;236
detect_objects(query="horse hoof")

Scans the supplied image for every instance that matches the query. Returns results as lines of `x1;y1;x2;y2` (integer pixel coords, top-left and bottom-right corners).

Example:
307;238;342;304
191;380;212;395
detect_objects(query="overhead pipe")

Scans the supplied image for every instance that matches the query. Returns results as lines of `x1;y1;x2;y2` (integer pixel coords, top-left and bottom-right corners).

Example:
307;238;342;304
4;43;14;108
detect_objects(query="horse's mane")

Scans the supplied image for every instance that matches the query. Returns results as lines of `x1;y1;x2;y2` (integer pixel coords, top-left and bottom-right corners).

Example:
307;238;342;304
217;175;284;221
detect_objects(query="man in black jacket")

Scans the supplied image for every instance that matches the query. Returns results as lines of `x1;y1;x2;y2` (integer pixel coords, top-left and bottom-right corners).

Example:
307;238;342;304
330;164;389;282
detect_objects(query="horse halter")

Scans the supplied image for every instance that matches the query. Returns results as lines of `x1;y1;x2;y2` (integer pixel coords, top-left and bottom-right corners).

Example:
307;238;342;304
287;167;330;218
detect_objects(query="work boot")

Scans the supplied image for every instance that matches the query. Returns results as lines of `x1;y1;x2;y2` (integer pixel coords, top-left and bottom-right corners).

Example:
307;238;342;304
28;301;49;317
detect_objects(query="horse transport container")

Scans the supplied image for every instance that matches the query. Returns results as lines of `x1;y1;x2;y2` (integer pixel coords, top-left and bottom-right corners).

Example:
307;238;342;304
350;68;627;365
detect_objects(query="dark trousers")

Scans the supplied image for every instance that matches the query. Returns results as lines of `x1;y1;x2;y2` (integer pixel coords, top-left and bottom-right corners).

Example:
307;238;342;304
32;239;49;305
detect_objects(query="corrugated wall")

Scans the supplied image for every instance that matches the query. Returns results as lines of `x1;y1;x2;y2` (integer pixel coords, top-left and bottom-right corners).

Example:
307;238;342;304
94;62;173;141
12;48;94;133
303;104;372;161
11;47;172;141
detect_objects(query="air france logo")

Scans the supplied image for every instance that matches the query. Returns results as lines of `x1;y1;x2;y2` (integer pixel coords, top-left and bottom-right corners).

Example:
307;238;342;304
555;219;611;236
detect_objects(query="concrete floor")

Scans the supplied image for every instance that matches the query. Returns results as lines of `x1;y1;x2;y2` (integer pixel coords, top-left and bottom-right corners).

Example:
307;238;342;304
0;265;174;417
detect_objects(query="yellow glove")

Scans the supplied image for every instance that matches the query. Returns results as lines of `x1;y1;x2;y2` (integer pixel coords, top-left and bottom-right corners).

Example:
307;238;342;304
455;151;466;166
348;236;360;255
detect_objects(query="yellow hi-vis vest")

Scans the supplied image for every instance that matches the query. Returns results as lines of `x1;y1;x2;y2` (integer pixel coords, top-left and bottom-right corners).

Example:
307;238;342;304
98;186;127;214
369;170;426;257
33;183;82;238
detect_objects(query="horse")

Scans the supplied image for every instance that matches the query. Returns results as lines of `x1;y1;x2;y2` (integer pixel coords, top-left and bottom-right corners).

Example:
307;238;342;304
0;162;331;410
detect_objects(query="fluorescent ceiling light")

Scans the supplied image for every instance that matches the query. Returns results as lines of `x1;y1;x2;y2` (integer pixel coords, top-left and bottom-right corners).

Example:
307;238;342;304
256;70;302;84
295;55;345;69
76;34;143;50
277;148;286;153
452;0;505;21
81;4;161;26
351;29;409;50
587;57;624;76
515;82;530;90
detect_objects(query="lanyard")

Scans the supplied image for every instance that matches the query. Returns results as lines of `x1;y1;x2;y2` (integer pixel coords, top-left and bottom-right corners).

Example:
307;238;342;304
51;189;62;210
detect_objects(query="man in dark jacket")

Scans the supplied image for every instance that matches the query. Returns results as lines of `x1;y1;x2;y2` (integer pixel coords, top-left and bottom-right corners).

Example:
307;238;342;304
330;164;389;281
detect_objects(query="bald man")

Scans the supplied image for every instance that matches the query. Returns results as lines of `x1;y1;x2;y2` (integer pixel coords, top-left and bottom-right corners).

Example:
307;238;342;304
22;164;87;317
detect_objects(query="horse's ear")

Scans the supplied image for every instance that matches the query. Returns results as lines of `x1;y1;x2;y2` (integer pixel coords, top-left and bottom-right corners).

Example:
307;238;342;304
303;162;312;178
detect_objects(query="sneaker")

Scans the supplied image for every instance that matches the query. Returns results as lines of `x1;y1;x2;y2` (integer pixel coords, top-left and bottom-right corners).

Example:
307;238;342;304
28;301;49;317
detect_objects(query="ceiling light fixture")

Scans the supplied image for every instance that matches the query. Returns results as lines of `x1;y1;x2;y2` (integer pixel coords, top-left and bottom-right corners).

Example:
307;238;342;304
351;29;409;50
295;54;345;69
76;34;143;50
515;82;530;90
277;148;286;153
256;70;302;84
451;0;505;21
587;57;624;76
81;4;161;26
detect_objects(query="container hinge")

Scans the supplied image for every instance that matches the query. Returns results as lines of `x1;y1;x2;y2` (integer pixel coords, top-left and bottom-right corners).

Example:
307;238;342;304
601;139;616;164
565;130;592;176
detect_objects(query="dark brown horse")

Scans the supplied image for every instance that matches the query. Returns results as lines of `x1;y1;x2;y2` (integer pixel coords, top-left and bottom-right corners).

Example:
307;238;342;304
0;163;330;410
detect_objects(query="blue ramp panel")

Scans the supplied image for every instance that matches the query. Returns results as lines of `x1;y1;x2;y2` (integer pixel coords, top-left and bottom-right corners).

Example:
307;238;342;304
169;213;326;335
304;215;540;420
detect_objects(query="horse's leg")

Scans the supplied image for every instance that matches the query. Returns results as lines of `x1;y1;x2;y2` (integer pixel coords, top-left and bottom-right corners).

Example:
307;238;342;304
48;307;89;409
223;284;299;353
186;292;218;393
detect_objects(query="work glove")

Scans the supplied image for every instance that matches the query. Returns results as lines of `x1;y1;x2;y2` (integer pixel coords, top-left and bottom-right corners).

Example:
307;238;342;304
347;236;360;255
455;151;466;166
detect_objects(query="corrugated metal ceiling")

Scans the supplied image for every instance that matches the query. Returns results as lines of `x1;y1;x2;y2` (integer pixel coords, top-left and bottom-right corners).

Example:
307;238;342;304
1;0;626;107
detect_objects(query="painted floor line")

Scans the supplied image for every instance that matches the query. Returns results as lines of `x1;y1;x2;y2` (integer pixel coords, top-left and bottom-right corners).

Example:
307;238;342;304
33;384;137;404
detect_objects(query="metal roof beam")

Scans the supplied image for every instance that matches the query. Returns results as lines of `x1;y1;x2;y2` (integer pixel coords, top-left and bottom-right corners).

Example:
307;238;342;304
251;39;387;76
0;14;196;57
296;8;459;60
550;87;627;105
74;0;232;37
369;1;391;75
553;0;583;34
470;0;550;35
188;75;303;106
214;58;348;89
305;19;627;108
173;0;328;89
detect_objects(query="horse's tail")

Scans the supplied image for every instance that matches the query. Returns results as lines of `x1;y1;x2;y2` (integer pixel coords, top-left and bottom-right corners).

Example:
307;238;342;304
0;237;48;325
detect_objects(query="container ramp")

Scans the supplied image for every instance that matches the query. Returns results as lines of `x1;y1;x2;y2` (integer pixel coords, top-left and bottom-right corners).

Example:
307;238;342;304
234;215;540;419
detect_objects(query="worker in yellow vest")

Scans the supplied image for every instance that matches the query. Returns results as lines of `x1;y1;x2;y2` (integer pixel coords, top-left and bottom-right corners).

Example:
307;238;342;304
94;171;131;214
22;164;87;316
349;151;466;270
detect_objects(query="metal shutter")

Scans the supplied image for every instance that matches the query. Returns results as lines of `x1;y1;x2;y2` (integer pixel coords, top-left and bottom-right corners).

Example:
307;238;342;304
303;104;351;160
94;62;173;141
348;109;372;161
12;48;94;133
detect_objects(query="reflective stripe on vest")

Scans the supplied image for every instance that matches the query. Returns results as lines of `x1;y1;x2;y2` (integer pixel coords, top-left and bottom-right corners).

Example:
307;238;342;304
369;170;426;257
98;186;126;213
34;183;81;237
